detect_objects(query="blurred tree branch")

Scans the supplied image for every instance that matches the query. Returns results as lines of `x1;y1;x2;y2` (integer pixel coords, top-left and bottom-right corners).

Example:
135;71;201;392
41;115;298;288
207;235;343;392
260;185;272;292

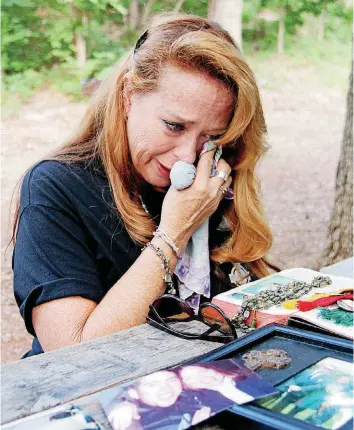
173;0;185;12
141;0;157;26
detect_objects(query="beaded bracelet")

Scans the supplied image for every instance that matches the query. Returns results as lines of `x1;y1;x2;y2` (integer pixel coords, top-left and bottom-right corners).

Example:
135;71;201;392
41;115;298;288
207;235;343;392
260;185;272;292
142;242;176;294
153;228;181;259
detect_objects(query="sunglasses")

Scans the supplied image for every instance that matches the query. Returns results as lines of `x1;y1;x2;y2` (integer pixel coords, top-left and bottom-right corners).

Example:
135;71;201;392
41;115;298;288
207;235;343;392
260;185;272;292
147;294;237;343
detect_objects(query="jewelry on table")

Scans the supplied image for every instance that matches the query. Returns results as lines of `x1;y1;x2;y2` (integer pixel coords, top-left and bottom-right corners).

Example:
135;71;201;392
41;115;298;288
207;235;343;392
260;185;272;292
231;275;332;332
229;264;251;286
242;349;291;371
318;307;353;326
337;299;354;312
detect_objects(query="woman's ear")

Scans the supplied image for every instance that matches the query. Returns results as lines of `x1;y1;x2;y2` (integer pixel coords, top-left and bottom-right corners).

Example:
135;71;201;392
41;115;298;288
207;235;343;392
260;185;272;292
123;76;133;117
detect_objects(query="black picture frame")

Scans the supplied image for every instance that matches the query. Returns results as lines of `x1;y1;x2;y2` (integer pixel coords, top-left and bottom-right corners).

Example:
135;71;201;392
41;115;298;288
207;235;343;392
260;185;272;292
185;324;353;430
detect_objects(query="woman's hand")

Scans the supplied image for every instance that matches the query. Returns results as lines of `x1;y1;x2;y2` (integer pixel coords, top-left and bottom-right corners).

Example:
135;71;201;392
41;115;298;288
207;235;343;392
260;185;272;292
159;149;232;250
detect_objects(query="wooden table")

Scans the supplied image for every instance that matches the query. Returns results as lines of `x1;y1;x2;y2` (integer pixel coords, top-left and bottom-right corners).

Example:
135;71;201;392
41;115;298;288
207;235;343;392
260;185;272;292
1;321;238;429
3;262;351;429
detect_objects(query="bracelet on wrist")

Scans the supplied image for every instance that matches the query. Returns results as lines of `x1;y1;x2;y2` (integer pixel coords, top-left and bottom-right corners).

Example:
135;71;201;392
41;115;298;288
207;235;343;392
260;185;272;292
142;242;176;294
153;228;181;259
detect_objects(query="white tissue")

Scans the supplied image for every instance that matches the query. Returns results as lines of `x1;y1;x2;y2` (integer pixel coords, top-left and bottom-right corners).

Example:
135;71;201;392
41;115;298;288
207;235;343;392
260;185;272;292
170;161;196;190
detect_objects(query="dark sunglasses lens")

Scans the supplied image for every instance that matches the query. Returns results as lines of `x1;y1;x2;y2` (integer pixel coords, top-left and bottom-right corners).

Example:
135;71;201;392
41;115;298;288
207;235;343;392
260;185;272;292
200;305;233;335
151;296;192;320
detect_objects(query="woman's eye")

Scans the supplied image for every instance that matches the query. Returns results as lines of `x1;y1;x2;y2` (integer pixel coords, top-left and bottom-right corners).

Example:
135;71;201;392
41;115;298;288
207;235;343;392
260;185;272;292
208;134;223;141
163;120;185;133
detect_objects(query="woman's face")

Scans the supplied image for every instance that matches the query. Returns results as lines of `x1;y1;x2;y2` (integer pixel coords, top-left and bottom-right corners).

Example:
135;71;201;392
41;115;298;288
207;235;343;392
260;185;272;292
180;365;225;390
136;370;183;407
124;65;234;188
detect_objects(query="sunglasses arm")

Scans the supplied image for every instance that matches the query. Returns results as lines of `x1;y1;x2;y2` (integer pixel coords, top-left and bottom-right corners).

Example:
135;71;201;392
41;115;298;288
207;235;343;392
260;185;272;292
147;317;233;343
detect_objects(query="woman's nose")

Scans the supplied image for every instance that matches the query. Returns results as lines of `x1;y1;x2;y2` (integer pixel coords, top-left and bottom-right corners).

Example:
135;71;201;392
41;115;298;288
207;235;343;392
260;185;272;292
174;139;197;164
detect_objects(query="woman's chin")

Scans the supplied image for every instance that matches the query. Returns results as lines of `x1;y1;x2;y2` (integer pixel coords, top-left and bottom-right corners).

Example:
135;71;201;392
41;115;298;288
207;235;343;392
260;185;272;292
153;186;169;193
145;175;170;191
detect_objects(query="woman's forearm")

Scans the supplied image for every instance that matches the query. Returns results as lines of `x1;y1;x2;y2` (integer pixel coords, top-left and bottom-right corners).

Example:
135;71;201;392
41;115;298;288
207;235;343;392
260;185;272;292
80;236;182;341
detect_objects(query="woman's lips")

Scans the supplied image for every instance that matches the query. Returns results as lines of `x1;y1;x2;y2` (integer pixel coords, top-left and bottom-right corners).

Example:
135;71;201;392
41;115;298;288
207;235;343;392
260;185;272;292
156;161;171;178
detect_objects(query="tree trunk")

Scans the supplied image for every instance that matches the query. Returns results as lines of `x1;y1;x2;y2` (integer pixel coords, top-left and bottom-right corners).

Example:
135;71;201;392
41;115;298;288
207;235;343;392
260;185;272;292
129;0;139;30
319;67;353;268
277;0;285;55
317;9;326;41
208;0;216;20
208;0;243;50
71;4;87;71
173;0;185;12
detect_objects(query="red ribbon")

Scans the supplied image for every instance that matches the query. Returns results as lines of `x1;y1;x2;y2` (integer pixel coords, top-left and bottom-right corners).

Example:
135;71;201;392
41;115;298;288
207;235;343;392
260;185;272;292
297;293;353;312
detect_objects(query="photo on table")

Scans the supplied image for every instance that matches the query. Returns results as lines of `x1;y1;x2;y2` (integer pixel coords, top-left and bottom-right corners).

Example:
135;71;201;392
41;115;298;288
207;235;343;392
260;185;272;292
4;405;100;430
100;358;278;430
257;357;354;429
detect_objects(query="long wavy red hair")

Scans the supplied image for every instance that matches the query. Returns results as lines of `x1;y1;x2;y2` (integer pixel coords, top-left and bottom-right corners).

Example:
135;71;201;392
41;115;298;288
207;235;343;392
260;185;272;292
13;13;276;278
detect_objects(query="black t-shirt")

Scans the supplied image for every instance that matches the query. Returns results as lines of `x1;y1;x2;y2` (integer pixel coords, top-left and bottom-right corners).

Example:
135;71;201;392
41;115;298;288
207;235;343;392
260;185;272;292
13;160;240;358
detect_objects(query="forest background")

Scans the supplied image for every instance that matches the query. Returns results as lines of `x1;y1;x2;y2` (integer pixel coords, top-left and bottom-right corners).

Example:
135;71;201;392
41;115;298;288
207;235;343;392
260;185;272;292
1;0;353;363
2;0;352;106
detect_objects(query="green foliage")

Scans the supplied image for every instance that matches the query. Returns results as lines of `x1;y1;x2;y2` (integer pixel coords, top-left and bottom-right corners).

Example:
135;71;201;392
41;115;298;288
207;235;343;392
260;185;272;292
2;0;352;107
149;0;208;16
243;0;352;52
175;0;208;17
2;0;127;76
3;69;47;98
2;1;54;73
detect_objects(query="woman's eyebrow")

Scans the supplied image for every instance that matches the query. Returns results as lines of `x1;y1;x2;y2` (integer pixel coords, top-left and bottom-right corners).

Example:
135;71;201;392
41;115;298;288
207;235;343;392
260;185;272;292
164;110;227;132
164;109;195;124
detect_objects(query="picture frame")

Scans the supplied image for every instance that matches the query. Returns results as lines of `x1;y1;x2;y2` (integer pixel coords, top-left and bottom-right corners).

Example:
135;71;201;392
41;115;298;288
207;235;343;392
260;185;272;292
185;324;353;430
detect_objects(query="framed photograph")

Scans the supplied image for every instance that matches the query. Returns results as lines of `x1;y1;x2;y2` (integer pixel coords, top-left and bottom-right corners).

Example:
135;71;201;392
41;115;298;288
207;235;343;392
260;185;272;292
185;324;353;430
258;357;353;429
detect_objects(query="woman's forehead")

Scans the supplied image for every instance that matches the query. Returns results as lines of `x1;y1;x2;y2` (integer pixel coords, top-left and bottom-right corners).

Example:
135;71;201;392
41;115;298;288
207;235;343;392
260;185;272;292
142;370;177;383
155;65;234;127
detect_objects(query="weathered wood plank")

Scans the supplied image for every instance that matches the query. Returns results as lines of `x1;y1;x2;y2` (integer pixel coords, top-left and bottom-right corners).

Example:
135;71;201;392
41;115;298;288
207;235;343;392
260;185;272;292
2;321;226;425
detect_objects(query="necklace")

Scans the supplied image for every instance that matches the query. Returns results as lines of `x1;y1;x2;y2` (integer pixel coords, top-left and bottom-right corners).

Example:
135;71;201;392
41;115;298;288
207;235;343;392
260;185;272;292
231;275;332;332
139;195;149;214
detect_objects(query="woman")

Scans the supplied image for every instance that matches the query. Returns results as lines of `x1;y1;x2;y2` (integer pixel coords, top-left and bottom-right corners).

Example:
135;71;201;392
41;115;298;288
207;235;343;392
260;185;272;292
12;13;275;358
179;362;257;404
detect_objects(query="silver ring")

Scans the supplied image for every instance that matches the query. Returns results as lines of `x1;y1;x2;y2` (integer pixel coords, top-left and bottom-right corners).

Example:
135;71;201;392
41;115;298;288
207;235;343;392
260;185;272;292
219;185;227;194
214;170;229;182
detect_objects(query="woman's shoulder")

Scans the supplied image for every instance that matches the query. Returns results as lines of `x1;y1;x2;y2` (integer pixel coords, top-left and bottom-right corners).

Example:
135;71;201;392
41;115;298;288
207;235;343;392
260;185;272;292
24;159;101;183
21;159;106;208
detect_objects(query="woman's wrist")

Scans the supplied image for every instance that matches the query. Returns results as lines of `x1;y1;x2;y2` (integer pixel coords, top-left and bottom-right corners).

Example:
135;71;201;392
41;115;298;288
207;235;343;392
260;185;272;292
153;228;181;258
151;236;178;271
157;222;191;254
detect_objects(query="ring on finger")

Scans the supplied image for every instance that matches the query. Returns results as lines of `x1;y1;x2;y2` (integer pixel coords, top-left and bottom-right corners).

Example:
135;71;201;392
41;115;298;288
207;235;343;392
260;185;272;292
214;170;229;182
219;185;228;194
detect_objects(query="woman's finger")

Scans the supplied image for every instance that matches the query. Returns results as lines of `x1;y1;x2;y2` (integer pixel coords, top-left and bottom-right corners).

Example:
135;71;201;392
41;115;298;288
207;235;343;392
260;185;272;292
194;147;216;186
217;176;233;200
211;158;232;186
